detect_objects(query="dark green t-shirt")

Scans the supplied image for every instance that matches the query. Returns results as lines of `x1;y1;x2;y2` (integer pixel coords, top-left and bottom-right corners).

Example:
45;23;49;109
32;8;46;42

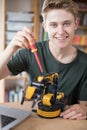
7;41;87;105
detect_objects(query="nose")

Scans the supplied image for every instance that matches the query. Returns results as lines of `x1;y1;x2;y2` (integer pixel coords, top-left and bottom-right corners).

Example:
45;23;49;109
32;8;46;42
58;25;65;35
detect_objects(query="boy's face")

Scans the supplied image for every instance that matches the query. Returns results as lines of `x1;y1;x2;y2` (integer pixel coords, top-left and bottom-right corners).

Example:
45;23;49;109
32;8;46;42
43;9;79;49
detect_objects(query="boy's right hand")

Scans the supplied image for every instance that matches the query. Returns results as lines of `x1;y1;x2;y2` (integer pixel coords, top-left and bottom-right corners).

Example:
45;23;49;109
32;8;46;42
9;26;36;52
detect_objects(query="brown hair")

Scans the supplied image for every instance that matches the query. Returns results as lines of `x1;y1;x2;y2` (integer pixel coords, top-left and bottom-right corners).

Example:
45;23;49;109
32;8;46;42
41;0;79;19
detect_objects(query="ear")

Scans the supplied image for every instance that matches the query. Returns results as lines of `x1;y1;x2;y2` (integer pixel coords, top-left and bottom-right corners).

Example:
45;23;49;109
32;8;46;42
74;18;80;30
41;22;48;32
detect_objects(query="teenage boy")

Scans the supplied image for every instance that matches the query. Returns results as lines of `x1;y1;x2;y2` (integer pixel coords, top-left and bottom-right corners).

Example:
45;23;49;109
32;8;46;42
0;0;87;120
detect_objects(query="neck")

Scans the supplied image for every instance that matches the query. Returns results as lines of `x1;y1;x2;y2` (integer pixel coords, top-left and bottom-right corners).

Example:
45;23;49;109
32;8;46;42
49;41;77;64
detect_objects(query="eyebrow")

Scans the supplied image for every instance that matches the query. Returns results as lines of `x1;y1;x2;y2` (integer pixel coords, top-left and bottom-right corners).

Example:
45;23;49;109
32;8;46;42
63;20;72;22
49;20;72;24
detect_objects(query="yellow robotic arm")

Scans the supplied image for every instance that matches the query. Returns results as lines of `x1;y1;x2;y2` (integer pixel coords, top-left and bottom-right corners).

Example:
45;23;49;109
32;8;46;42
21;72;65;118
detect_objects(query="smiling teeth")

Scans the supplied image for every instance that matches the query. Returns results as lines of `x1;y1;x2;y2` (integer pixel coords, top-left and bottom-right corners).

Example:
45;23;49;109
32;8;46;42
56;35;68;39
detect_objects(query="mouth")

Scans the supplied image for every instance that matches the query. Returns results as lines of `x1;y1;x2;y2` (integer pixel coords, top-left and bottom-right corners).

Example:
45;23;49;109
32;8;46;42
55;36;69;41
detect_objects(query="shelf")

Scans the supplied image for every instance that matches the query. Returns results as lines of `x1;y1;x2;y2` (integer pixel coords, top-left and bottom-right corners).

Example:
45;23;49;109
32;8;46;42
0;0;40;103
4;78;25;90
79;9;87;12
73;0;87;48
78;26;87;30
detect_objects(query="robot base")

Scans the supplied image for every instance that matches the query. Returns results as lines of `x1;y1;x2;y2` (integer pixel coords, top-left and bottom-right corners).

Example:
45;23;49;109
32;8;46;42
37;102;61;118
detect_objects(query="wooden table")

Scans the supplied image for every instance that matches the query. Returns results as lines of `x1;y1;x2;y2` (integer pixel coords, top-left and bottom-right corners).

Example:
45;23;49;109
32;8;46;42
4;102;87;130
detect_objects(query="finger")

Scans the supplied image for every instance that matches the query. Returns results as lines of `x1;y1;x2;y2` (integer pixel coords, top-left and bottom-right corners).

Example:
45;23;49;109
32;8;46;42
11;34;29;49
69;113;82;119
23;26;32;34
17;30;35;46
12;39;27;49
77;115;87;120
60;108;72;117
17;37;29;48
23;31;35;45
63;111;76;119
63;111;86;120
23;26;36;42
60;104;80;117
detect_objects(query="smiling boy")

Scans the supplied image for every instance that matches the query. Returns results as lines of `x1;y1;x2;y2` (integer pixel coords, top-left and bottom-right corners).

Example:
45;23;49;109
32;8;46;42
0;0;87;120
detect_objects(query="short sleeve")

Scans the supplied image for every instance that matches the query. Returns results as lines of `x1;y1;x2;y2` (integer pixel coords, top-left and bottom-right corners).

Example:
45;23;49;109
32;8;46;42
7;49;30;75
78;69;87;101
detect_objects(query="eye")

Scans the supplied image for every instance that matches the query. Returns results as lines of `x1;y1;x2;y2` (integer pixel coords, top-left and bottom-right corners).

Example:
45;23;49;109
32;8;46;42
63;21;71;27
50;23;57;28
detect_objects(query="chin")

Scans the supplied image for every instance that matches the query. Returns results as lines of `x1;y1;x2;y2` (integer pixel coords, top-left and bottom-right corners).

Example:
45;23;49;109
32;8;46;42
57;43;68;49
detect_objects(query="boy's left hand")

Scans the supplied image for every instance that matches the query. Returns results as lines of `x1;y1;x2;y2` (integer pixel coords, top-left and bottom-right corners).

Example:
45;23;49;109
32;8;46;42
60;104;87;120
